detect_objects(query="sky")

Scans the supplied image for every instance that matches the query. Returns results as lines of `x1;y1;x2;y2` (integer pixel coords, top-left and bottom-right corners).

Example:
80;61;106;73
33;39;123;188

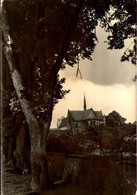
51;27;136;127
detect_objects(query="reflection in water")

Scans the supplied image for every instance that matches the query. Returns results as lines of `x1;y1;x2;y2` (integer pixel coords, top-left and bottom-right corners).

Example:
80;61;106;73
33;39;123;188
81;162;135;195
48;154;136;195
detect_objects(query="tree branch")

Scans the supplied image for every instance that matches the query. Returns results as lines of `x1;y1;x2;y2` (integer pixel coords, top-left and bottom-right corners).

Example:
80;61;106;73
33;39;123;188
53;0;86;76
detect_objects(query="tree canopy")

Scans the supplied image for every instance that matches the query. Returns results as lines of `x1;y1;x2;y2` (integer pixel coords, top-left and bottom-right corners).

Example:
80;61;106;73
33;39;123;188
3;0;136;81
1;0;136;190
2;0;136;117
2;0;136;106
106;110;126;127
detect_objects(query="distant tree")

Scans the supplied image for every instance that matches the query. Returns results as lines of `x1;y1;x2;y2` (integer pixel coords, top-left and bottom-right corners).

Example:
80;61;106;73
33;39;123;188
106;111;126;127
1;0;136;190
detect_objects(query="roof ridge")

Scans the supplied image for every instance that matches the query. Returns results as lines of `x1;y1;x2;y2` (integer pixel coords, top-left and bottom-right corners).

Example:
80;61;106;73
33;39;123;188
69;110;84;112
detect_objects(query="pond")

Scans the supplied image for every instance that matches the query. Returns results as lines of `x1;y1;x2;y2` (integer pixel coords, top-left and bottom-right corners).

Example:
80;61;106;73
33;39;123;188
2;155;136;195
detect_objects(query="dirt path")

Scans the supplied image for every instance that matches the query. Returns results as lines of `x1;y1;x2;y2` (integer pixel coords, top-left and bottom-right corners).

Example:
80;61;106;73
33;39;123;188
2;164;31;195
1;165;78;195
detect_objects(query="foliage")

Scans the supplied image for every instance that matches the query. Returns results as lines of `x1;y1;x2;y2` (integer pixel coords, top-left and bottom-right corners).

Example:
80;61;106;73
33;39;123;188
123;134;136;154
88;123;135;156
99;0;136;65
47;131;97;154
2;0;136;189
2;0;136;118
106;110;126;127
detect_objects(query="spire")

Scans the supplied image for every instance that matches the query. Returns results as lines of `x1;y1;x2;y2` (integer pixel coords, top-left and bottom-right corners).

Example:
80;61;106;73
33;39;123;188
84;94;87;111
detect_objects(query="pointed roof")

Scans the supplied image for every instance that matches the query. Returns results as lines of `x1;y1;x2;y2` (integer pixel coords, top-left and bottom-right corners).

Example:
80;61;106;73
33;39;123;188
59;117;68;128
82;108;96;120
68;110;84;121
67;108;104;121
95;111;104;120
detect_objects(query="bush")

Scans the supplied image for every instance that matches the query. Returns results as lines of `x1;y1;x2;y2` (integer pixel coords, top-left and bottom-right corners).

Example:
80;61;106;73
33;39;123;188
47;131;97;154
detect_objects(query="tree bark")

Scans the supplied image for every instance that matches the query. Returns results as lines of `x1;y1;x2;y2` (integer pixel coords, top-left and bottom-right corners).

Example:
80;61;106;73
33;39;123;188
1;7;50;190
2;0;86;191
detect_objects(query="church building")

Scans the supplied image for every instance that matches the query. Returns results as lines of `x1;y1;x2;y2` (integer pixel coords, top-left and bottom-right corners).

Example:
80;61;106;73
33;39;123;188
59;96;106;131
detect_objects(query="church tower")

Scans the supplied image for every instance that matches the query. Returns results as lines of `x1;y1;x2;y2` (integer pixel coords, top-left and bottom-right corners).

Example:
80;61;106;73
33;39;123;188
84;94;87;111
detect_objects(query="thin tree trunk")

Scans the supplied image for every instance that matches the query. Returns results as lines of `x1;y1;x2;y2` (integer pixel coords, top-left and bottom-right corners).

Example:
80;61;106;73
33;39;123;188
1;8;50;190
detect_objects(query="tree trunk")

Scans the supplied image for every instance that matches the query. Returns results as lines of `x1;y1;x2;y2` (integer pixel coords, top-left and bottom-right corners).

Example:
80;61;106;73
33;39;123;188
1;8;50;191
2;0;86;190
